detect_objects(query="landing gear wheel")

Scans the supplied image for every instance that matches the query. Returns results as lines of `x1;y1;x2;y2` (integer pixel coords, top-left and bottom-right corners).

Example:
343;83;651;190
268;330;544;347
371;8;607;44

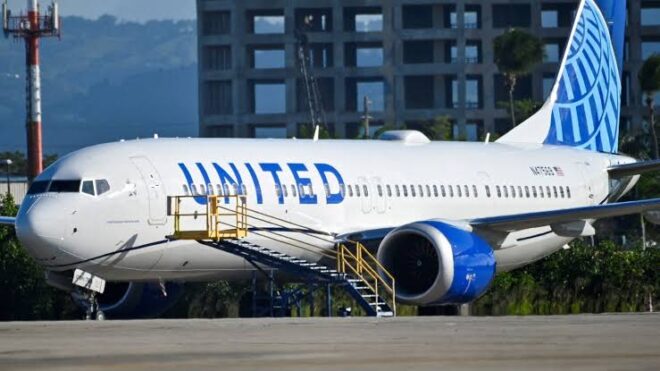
96;311;106;321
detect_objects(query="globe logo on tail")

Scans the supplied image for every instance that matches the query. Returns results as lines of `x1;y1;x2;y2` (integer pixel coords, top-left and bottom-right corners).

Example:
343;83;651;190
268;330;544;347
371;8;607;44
544;0;622;154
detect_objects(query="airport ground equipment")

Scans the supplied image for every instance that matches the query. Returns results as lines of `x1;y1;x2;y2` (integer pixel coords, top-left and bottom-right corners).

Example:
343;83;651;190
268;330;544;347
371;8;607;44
2;0;61;182
169;194;396;317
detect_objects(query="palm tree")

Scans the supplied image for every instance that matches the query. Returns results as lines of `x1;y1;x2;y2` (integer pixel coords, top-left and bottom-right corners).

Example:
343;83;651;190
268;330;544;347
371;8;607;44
494;29;544;128
638;53;660;160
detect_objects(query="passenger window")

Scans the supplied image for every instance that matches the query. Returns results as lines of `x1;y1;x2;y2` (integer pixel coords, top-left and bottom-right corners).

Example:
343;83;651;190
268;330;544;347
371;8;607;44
418;185;423;197
356;185;361;197
441;185;446;197
183;185;190;195
363;185;368;197
386;185;392;197
496;186;501;198
503;185;509;198
191;184;198;195
340;184;346;197
566;186;571;198
200;184;207;195
485;185;491;198
546;186;551;198
96;179;111;195
532;186;538;198
518;186;523;198
560;186;565;198
377;185;383;197
464;185;469;197
241;184;247;195
275;184;282;198
539;186;545;198
395;185;401;197
282;184;288;198
411;185;416;197
553;186;558;198
348;185;353;197
207;183;214;195
525;186;530;198
324;183;330;197
82;180;95;196
456;185;462;198
291;184;297;197
433;185;438;197
448;185;454;198
426;185;431;197
509;186;515;198
403;185;408;197
473;185;479;198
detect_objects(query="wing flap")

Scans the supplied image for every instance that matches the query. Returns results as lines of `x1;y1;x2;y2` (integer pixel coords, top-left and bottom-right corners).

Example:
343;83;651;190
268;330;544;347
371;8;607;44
471;198;660;233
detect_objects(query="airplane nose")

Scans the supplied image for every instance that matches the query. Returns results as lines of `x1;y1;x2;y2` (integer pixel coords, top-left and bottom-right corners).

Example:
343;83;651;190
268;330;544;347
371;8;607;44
16;197;69;263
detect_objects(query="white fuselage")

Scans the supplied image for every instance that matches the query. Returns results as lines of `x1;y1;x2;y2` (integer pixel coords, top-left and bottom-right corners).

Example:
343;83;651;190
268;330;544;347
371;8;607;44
16;138;635;282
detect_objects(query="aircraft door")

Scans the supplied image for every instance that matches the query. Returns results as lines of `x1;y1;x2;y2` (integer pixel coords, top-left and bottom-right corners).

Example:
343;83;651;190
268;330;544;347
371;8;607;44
358;176;372;213
371;176;387;214
131;156;168;225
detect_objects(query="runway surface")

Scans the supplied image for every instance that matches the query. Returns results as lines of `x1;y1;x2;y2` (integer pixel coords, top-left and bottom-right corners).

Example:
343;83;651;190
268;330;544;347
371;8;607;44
0;313;658;370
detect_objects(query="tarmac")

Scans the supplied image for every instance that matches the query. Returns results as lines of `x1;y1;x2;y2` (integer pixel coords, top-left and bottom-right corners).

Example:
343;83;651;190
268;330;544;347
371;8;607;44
0;313;658;370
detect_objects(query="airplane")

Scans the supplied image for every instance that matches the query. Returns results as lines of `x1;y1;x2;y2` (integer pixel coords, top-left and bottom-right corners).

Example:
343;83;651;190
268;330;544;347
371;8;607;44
1;0;659;319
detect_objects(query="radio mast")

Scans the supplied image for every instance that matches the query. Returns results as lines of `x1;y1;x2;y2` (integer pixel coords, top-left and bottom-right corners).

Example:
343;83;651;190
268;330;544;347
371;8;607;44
3;0;61;181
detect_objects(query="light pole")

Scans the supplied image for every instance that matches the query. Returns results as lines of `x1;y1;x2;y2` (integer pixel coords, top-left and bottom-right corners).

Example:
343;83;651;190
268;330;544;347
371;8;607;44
3;159;12;196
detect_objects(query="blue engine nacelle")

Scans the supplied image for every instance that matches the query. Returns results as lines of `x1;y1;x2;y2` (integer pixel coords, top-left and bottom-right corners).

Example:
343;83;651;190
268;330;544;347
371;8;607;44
377;220;496;305
75;282;184;319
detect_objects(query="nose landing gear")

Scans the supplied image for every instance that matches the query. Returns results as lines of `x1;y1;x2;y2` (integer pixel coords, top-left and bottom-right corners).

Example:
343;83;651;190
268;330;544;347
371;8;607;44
72;269;107;321
83;292;105;321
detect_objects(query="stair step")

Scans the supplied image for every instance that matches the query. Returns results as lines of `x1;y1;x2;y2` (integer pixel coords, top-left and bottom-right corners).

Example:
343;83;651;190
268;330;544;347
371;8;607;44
376;311;394;317
369;302;386;306
360;294;377;298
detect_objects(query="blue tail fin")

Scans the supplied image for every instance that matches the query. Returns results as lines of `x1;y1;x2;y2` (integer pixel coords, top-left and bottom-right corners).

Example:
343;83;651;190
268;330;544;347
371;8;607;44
498;0;626;154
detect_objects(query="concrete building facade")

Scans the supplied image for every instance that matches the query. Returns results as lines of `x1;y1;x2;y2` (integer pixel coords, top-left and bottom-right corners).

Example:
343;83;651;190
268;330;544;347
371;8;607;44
196;0;660;141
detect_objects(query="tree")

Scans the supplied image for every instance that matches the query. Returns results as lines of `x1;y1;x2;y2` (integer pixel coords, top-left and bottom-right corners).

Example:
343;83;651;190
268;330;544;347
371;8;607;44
494;29;544;128
0;152;58;176
496;99;543;125
638;53;660;160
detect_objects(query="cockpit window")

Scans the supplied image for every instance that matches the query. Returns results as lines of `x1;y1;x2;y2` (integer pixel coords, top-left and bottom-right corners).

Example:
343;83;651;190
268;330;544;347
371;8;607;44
49;180;81;193
95;179;110;195
82;181;95;196
27;181;50;195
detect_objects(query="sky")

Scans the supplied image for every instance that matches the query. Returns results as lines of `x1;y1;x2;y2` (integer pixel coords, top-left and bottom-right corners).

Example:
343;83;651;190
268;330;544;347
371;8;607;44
6;0;196;23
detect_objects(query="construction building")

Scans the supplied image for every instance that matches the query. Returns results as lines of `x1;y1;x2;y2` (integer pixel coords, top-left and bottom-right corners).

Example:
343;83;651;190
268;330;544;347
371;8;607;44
196;0;660;141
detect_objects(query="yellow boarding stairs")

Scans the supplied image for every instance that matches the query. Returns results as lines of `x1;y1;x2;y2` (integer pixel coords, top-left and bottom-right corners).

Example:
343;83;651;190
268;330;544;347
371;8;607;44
169;194;396;317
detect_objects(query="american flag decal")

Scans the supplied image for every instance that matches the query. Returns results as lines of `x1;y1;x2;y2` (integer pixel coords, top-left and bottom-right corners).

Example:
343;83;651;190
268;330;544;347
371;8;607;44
554;166;565;176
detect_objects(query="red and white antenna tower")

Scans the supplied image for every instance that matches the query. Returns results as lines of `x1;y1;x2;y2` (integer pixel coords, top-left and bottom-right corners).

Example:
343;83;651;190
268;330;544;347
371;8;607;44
3;0;60;182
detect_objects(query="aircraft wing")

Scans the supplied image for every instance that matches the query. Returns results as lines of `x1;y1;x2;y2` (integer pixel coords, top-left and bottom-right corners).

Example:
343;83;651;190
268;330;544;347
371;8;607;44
471;198;660;233
339;198;660;248
608;159;660;178
0;216;16;226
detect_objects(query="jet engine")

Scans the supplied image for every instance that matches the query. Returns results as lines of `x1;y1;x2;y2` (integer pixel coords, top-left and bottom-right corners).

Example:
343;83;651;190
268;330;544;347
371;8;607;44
377;220;496;305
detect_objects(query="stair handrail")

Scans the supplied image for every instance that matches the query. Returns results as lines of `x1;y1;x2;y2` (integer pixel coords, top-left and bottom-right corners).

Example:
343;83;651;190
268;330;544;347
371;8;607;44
170;194;248;241
337;242;397;316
